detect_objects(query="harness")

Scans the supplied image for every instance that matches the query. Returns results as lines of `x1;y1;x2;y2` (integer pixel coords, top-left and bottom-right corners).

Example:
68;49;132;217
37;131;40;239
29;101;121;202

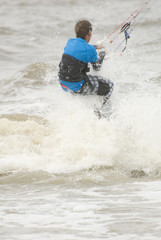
58;53;94;92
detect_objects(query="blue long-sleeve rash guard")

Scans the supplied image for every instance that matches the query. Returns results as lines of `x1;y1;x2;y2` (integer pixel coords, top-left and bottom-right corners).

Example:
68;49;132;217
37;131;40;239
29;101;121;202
59;38;98;92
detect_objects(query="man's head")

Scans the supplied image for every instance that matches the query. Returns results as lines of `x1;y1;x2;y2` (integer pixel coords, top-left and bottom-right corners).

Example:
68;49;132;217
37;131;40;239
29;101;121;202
75;19;92;42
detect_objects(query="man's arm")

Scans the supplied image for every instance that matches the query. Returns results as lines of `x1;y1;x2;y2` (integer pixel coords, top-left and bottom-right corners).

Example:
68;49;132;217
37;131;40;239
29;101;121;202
91;50;106;71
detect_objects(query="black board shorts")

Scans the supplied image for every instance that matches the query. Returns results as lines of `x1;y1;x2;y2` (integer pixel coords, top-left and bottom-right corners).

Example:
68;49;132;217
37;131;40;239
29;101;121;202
79;74;114;100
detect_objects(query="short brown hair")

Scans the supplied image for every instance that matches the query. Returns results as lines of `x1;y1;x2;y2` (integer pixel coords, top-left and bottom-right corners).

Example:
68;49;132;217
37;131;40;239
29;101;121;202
75;19;92;40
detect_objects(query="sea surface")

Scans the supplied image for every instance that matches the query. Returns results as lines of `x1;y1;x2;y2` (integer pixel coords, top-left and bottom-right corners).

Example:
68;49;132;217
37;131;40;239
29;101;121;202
0;0;161;239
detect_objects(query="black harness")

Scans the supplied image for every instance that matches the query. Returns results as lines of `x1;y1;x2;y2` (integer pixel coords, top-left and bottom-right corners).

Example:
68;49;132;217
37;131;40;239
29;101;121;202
58;54;94;92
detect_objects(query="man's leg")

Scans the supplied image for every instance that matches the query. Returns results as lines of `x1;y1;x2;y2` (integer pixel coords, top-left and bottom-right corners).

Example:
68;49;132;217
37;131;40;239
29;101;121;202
80;75;113;98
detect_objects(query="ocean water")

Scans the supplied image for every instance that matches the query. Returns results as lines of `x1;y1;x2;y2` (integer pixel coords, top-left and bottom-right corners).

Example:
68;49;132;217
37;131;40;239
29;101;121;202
0;0;161;239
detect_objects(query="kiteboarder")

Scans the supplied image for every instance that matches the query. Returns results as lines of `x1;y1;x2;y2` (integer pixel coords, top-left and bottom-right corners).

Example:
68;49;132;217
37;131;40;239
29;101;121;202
58;19;114;103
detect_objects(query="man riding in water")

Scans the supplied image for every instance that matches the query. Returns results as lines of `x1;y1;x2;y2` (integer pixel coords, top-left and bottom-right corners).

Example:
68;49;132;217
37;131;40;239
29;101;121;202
58;19;114;104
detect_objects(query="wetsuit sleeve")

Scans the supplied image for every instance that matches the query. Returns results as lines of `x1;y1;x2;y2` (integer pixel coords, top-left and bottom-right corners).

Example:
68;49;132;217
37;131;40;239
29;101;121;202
91;51;106;71
89;46;98;63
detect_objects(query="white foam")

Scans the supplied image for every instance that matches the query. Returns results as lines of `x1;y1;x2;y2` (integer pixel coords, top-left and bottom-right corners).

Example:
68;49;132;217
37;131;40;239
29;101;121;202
1;80;161;176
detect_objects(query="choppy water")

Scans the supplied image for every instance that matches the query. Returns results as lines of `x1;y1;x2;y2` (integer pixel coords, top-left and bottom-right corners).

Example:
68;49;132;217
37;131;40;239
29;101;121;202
0;0;161;239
